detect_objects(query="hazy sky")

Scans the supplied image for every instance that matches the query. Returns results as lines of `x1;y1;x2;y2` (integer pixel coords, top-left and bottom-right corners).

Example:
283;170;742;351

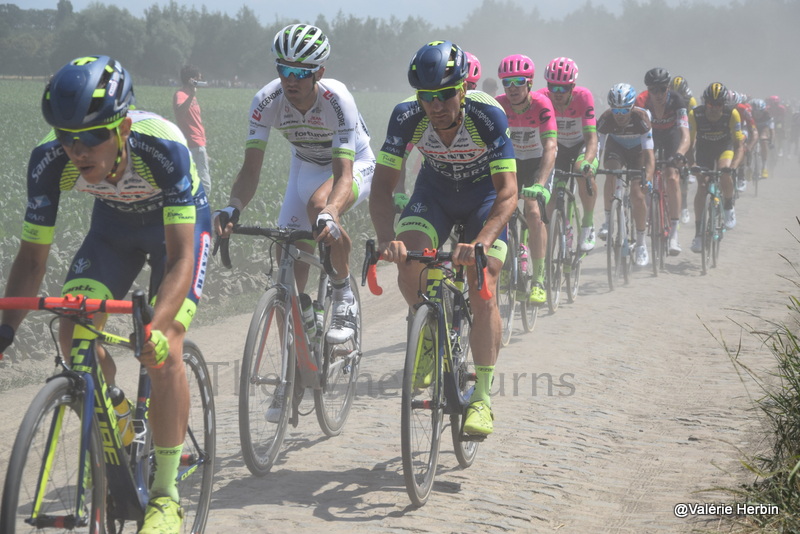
16;0;725;24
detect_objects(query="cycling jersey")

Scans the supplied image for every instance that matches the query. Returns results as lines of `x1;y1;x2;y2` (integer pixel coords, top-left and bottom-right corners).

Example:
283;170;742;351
752;107;774;131
536;86;596;148
735;103;757;140
689;105;743;167
634;90;689;153
378;91;515;254
24;110;205;245
597;107;654;151
495;92;557;160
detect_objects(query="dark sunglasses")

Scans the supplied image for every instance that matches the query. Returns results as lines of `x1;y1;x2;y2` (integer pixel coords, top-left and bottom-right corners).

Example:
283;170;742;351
502;76;529;88
275;62;321;80
548;84;572;94
417;84;462;103
649;85;668;94
55;121;120;148
611;107;632;115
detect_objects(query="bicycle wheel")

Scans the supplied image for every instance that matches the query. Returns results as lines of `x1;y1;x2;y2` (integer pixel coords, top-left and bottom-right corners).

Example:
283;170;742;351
401;304;443;507
606;198;621;290
239;287;294;476
622;200;633;284
545;209;564;313
700;194;713;275
650;190;662;277
315;275;362;437
712;198;723;268
519;242;538;333
496;229;516;346
179;341;216;533
659;190;668;271
449;300;478;468
1;376;107;533
565;200;582;303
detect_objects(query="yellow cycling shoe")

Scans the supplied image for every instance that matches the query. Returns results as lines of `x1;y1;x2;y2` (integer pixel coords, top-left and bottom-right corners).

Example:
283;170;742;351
463;400;494;436
528;282;547;305
412;328;435;389
139;496;183;534
761;168;769;179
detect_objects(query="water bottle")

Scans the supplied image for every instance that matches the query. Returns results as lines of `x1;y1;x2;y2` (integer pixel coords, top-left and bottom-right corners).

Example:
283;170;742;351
299;293;317;339
109;385;135;447
519;244;529;274
566;225;574;251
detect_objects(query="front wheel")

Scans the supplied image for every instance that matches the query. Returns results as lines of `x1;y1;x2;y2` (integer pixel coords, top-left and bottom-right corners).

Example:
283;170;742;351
496;233;516;346
700;195;714;275
607;199;622;290
401;305;443;507
179;341;216;533
315;275;362;437
650;191;663;277
449;302;478;468
1;376;107;533
545;210;564;314
565;200;582;303
239;288;294;476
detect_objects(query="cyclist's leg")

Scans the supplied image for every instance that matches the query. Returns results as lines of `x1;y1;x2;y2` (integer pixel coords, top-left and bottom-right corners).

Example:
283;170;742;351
691;151;714;252
518;158;549;301
601;141;625;238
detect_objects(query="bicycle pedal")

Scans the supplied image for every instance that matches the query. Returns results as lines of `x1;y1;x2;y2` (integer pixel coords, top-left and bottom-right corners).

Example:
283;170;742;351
460;433;487;442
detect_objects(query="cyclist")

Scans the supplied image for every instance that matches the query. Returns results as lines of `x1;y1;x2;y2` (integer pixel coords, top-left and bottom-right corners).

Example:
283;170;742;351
750;98;773;179
596;83;655;266
767;95;787;157
370;40;517;436
729;91;758;191
465;51;482;91
689;82;744;252
494;54;557;304
671;75;697;223
0;55;211;533
671;75;697;110
214;24;375;344
537;57;599;252
635;67;690;256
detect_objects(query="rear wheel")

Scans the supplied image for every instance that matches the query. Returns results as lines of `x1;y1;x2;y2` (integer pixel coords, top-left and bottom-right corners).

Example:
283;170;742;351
650;191;662;276
606;199;622;290
449;302;478;468
700;194;713;275
239;288;294;476
565;200;582;303
401;305;443;507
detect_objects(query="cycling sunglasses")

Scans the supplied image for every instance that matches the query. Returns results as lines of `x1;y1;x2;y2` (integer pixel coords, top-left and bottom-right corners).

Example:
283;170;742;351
417;83;463;103
611;107;632;115
502;76;529;88
275;61;321;80
548;84;572;94
54;119;123;148
648;85;668;94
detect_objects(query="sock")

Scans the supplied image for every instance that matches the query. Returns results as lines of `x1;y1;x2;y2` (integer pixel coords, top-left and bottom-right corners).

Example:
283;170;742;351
670;220;679;239
331;277;353;303
604;210;610;226
150;445;182;502
582;211;594;227
724;198;734;210
533;258;546;284
473;365;494;406
636;230;646;247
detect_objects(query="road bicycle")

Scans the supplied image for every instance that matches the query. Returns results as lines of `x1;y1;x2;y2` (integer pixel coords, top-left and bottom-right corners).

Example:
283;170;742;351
363;240;492;507
546;168;591;312
596;167;645;290
691;166;726;275
750;141;763;197
649;155;672;275
0;291;215;533
497;195;549;340
218;225;362;476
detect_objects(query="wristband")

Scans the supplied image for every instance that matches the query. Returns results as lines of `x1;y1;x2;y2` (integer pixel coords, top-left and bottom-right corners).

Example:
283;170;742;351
228;197;245;212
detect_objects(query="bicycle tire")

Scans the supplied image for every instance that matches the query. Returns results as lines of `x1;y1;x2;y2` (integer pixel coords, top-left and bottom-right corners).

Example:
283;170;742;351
239;287;294;476
516;225;538;333
650;190;662;277
659;187;668;272
712;199;723;269
622;199;633;284
401;304;443;507
315;275;362;437
1;376;107;533
607;198;621;290
565;199;582;303
545;209;564;313
700;194;713;275
179;341;216;533
497;228;516;346
449;299;478;468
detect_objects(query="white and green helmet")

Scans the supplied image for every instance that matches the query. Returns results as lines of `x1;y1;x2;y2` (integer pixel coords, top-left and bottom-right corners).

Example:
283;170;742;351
272;24;330;65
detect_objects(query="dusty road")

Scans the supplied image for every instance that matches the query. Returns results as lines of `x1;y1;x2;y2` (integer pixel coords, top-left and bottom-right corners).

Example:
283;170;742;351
1;159;798;533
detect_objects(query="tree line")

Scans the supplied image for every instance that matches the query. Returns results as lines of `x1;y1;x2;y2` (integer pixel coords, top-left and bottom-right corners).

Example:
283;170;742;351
1;0;799;99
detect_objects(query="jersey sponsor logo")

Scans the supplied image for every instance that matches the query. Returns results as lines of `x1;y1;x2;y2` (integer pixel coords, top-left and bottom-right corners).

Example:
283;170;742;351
25;214;46;223
192;232;211;299
253;88;282;119
539;108;552;124
409;202;428;214
584;106;595;120
64;283;98;295
129;138;175;174
395;107;419;125
27;195;52;210
72;258;92;275
470;106;496;132
31;145;64;183
323;90;346;127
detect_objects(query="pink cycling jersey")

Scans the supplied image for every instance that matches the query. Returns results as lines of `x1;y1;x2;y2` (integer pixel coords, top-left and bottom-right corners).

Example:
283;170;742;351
536;85;596;148
495;91;558;160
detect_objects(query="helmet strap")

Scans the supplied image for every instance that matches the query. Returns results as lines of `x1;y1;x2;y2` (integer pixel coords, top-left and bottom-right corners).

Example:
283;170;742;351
107;126;124;180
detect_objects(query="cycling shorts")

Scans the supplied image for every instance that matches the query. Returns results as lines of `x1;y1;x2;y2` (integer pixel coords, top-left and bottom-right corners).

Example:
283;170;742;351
695;146;734;169
277;156;374;232
516;157;554;192
396;176;507;263
653;127;682;158
62;199;212;330
603;137;646;172
555;142;586;171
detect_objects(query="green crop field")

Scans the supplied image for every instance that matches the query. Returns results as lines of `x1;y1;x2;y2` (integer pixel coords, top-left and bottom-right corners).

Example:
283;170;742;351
0;79;410;387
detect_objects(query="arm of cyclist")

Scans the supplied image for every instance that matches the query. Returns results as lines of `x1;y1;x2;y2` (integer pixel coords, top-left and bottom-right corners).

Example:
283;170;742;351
0;241;50;353
213;147;264;236
578;129;599;176
315;156;355;244
453;170;517;267
370;162;408;264
643;147;656;185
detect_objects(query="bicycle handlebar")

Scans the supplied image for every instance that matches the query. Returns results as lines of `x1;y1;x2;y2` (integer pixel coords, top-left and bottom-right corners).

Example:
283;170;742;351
0;290;152;360
215;223;335;277
362;240;493;301
554;168;594;197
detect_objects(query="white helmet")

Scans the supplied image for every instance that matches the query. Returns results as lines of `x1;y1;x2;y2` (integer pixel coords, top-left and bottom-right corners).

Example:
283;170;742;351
272;24;330;65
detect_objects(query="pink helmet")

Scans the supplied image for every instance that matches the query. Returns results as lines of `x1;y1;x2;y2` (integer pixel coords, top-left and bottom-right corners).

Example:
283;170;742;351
545;57;579;85
465;52;482;84
498;54;535;79
768;95;781;105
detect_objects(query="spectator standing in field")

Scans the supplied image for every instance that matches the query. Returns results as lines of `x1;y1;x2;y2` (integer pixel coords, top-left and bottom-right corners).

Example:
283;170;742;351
174;64;212;193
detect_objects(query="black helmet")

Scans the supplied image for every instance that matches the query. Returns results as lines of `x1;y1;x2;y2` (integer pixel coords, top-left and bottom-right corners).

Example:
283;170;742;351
408;40;468;90
42;55;134;130
703;82;728;104
671;75;692;100
644;67;670;87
